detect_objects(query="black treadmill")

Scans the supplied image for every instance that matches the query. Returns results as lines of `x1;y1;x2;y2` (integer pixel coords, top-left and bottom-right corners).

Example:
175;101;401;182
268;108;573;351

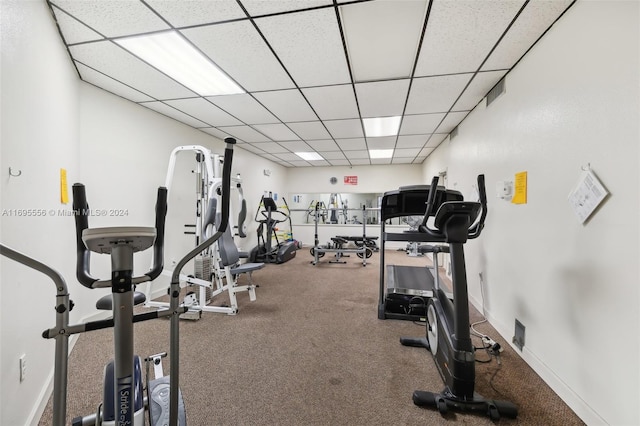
378;184;463;321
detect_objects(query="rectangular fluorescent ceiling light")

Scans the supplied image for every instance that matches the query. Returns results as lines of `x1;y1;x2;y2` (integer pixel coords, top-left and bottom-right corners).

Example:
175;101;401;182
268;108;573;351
369;149;394;159
115;31;244;96
296;152;324;161
362;116;401;137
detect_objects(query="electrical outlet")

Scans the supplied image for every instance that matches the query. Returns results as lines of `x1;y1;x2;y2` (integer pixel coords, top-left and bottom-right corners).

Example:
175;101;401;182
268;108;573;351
19;354;26;382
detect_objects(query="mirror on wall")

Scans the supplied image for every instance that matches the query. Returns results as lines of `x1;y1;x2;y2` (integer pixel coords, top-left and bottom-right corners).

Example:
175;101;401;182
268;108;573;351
287;193;382;226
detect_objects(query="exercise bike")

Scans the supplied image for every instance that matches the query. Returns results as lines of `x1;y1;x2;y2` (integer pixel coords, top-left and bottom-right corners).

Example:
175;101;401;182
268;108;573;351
400;175;518;421
1;137;237;426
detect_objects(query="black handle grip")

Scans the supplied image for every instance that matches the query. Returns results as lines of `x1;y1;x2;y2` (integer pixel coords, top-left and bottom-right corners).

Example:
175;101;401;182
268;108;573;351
477;174;487;207
72;183;98;288
218;138;236;234
420;176;440;229
147;186;168;281
469;174;488;239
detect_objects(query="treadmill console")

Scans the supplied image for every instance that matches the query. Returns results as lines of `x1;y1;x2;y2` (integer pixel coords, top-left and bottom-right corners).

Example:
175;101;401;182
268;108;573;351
381;185;463;221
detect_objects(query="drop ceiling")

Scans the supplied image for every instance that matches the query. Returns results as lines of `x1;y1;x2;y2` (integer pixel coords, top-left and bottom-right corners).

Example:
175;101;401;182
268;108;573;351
47;0;575;167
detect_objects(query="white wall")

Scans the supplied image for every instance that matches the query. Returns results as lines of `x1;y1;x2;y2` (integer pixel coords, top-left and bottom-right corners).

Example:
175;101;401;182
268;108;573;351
422;2;639;424
1;1;81;424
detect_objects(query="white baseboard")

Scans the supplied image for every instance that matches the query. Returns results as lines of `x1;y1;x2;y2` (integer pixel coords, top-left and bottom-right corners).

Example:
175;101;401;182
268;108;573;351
468;296;606;425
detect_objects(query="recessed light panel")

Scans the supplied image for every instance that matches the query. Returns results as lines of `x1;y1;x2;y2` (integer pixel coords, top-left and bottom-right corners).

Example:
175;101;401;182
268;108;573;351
295;152;324;161
362;116;402;137
369;149;394;159
115;31;244;96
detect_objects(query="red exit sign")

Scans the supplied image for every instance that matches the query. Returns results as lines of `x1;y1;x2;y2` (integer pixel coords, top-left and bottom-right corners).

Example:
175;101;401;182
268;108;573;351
344;175;358;185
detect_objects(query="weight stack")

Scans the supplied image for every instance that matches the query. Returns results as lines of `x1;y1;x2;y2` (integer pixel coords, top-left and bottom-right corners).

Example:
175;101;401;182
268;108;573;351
194;255;212;303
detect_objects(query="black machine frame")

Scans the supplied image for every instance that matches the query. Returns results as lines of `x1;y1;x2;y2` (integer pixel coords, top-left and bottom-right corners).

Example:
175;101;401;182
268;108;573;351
383;175;518;420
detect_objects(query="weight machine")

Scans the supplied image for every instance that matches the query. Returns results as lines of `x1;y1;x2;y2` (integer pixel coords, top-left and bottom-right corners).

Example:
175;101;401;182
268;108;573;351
143;145;256;317
309;205;373;266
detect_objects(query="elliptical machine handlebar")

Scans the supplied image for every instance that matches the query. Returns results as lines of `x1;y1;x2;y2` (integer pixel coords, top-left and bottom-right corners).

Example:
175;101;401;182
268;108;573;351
72;184;169;289
418;174;487;241
468;174;487;240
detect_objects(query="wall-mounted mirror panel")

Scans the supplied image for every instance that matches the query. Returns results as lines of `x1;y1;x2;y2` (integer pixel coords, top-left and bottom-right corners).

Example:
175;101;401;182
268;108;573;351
287;193;382;226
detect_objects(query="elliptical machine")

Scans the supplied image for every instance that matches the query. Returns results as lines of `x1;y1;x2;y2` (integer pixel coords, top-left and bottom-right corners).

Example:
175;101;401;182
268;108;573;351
249;195;297;264
400;175;518;420
1;137;237;426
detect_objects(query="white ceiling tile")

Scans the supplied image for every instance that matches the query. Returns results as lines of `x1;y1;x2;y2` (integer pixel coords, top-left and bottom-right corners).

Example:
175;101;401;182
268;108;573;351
70;41;196;99
482;1;574;70
277;140;314;152
335;137;366;151
345;151;370;160
397;135;429;149
319;151;346;160
217;125;271;142
454;70;507;111
419;147;436;157
140;101;209;127
275;152;306;162
254;8;351;87
253;90;317;122
206;94;279;124
405;74;472;114
145;0;246;27
252;123;300;141
324;119;364;139
165;98;243;126
350;159;371;165
301;85;359;120
240;143;268;154
340;0;427;81
263;154;286;163
307;139;341;151
200;127;231;140
311;160;331;167
76;63;154;102
242;0;333;16
286;160;313;167
437;112;468;133
366;136;396;150
286;121;332;140
371;158;392;165
355;80;410;118
393;148;421;157
250;142;289;153
415;0;524;76
400;113;445;135
50;0;169;37
328;159;351;166
182;21;295;92
392;158;416;164
426;133;448;148
51;6;103;44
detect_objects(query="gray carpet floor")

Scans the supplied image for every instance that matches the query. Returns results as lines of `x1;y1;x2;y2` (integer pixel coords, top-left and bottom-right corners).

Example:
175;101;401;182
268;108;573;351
38;249;584;425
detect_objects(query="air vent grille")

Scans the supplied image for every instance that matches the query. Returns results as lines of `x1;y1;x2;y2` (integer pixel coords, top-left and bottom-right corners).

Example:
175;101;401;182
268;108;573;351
486;77;506;106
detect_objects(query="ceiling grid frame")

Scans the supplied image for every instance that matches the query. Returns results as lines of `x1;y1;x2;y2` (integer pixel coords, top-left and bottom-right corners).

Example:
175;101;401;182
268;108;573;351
45;0;576;167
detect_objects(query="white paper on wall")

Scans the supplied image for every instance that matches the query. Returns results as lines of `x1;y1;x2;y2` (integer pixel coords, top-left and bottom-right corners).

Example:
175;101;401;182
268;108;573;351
568;169;608;224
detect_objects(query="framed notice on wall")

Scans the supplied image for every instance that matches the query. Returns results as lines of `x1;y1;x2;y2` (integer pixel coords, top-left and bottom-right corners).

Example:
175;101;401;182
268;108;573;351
568;169;608;224
344;175;358;185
